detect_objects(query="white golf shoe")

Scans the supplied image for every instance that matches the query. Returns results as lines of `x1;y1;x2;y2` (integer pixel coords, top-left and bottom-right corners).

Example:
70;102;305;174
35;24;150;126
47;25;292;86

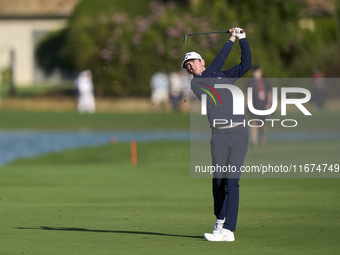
204;228;235;242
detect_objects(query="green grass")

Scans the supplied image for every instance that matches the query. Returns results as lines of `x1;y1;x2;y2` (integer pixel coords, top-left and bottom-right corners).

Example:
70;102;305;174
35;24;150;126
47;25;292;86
244;107;340;131
0;110;190;130
0;108;339;131
1;140;339;255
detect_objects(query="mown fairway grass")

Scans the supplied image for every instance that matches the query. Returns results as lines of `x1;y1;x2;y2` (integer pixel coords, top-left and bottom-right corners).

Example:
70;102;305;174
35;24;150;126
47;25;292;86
1;140;339;255
0;108;340;131
0;110;190;130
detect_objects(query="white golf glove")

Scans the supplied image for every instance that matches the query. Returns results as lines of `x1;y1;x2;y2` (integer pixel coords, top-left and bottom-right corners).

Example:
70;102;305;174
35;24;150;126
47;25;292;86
235;27;246;39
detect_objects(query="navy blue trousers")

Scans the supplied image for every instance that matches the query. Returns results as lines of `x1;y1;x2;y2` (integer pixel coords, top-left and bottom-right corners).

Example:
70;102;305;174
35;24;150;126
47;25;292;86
210;125;249;231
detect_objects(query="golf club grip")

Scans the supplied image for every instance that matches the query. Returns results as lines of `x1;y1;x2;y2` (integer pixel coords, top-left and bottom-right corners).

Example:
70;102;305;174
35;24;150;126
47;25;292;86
228;30;245;33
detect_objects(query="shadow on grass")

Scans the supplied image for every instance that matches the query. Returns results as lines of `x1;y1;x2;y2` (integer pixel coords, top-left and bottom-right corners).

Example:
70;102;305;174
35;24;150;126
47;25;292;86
16;226;203;239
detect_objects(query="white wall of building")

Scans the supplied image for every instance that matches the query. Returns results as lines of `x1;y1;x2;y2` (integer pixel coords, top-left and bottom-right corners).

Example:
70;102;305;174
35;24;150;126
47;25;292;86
0;19;67;86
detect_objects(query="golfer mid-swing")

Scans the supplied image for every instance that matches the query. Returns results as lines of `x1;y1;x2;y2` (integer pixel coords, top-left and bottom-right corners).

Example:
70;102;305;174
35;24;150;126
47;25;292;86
182;27;252;241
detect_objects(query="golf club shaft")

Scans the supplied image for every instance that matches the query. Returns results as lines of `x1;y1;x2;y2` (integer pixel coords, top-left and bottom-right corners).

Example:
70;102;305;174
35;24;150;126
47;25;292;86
183;30;244;44
187;31;230;36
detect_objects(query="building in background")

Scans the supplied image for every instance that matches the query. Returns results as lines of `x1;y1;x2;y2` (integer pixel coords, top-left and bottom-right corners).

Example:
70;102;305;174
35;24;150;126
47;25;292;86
0;0;79;87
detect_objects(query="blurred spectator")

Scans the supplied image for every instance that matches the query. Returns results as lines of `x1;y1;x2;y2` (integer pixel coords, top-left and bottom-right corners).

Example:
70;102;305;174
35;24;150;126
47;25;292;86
169;70;184;111
75;70;96;114
179;69;192;101
246;65;272;147
179;69;192;112
312;69;326;110
150;69;170;110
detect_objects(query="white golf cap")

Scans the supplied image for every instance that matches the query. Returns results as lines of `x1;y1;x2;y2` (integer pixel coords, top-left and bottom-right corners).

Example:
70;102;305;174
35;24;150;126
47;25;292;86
181;51;202;69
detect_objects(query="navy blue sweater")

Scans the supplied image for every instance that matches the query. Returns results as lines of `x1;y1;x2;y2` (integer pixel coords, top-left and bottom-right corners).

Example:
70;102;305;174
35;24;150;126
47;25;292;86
191;38;252;127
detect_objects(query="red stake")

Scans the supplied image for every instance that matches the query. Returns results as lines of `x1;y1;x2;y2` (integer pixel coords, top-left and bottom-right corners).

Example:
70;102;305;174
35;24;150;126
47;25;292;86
131;140;137;165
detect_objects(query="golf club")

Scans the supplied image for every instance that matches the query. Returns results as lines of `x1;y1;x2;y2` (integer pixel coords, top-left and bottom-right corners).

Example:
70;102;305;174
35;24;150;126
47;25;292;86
183;30;244;44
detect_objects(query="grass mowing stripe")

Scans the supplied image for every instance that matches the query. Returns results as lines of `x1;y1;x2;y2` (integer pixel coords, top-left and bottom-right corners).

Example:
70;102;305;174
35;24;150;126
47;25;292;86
0;109;340;130
0;110;190;130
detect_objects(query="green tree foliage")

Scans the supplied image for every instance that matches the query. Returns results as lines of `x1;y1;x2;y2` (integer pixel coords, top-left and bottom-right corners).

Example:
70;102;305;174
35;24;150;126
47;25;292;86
194;0;338;77
37;0;339;96
62;0;210;97
35;29;75;75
